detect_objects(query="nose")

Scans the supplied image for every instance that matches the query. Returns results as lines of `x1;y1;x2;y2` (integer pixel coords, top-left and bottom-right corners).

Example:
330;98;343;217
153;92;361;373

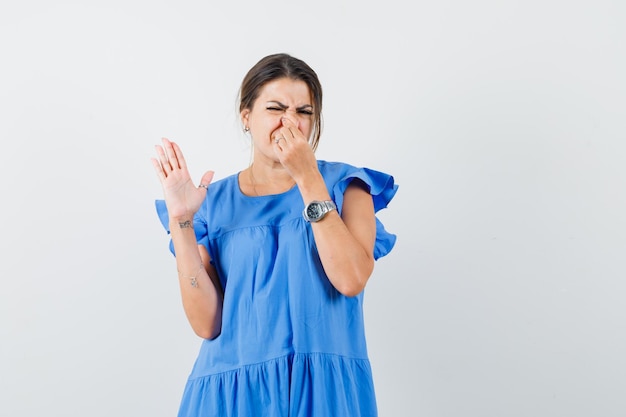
281;114;300;130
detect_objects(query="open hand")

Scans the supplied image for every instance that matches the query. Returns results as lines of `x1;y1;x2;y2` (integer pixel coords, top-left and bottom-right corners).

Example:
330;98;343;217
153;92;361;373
151;137;214;220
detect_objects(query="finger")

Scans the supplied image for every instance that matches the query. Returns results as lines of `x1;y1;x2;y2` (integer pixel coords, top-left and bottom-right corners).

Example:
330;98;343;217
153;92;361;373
273;136;287;151
197;171;215;191
280;121;294;140
280;117;300;139
281;116;297;129
171;141;188;171
150;158;166;181
162;137;180;170
155;145;172;172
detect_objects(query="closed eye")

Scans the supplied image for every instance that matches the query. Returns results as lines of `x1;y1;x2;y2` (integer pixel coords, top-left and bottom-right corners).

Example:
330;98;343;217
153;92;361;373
265;102;313;115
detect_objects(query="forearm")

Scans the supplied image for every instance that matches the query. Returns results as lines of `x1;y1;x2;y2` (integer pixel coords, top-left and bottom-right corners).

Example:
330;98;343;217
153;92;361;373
311;213;375;296
169;217;223;339
297;173;375;297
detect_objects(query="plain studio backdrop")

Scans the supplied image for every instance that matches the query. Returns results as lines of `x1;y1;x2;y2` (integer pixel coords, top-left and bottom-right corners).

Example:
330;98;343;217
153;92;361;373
1;1;625;416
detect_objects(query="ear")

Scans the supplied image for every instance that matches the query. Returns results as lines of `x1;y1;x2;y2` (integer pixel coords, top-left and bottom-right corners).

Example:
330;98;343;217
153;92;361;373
240;109;250;129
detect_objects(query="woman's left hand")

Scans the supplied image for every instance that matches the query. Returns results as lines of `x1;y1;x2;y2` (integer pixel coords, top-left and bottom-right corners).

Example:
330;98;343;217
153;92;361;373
273;117;319;184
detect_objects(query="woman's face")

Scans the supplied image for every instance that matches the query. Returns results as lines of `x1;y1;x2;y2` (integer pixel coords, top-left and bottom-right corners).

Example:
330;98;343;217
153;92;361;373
241;77;314;158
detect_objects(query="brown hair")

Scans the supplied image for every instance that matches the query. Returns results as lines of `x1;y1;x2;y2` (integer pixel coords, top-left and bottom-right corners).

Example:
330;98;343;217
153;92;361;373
239;53;323;151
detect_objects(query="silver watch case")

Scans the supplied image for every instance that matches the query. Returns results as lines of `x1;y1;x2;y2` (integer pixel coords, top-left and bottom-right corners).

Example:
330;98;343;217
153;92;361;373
303;200;337;222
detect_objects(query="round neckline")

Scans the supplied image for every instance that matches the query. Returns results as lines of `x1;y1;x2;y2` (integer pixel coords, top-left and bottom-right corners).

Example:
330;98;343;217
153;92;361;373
236;171;299;199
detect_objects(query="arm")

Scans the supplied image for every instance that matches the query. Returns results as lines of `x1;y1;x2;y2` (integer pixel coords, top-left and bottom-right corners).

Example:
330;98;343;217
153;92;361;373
152;137;223;339
274;118;376;296
300;176;376;296
169;222;223;339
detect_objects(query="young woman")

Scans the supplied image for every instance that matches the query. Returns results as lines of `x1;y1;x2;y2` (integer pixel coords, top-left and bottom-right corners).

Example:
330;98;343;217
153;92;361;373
152;53;398;416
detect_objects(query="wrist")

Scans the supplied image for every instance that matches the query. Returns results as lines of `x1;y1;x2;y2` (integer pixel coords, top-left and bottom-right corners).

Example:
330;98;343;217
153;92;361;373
303;200;337;222
296;170;328;200
169;217;195;230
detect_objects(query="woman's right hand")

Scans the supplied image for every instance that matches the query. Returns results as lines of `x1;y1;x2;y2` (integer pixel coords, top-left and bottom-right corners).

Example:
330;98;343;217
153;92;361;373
151;137;214;220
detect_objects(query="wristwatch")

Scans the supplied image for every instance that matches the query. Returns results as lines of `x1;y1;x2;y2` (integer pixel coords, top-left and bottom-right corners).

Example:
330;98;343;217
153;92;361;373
303;200;337;222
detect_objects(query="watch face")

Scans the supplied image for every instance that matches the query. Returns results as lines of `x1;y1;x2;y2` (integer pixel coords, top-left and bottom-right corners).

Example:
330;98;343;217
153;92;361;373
306;202;323;219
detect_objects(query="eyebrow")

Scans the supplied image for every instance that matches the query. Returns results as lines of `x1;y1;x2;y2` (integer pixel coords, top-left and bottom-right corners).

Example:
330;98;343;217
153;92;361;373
266;101;313;111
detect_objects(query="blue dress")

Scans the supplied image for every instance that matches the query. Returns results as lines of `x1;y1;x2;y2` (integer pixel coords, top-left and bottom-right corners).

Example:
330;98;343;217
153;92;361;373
156;160;398;417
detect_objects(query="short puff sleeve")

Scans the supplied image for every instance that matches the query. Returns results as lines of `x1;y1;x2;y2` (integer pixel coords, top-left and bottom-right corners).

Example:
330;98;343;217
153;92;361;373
330;165;398;260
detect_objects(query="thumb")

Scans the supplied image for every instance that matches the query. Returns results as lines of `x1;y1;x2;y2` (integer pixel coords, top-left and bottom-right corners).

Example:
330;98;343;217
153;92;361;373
199;171;215;189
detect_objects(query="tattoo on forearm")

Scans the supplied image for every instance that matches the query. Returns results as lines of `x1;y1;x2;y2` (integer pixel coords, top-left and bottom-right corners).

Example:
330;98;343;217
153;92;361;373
179;220;192;229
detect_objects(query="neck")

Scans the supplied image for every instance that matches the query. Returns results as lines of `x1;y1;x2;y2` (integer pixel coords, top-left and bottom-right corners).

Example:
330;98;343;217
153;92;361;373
244;162;295;196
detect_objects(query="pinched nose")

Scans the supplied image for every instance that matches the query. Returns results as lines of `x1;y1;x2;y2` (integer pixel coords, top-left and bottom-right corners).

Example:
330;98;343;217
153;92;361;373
281;116;300;130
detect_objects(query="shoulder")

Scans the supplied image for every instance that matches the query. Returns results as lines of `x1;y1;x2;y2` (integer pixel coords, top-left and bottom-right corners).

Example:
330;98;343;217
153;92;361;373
320;159;397;211
196;172;239;218
208;172;239;193
317;160;358;181
318;160;391;191
203;172;239;203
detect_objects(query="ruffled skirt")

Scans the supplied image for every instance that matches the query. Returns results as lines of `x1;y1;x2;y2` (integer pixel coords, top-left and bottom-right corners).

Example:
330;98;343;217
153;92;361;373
178;353;378;417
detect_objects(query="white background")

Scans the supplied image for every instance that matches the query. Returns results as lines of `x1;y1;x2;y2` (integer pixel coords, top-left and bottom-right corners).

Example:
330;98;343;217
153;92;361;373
1;1;625;416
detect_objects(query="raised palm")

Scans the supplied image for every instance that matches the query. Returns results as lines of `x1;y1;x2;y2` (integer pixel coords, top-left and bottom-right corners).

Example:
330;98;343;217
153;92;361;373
151;137;214;220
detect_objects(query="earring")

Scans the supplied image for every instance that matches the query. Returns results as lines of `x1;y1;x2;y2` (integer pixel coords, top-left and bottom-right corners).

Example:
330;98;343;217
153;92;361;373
244;126;250;132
